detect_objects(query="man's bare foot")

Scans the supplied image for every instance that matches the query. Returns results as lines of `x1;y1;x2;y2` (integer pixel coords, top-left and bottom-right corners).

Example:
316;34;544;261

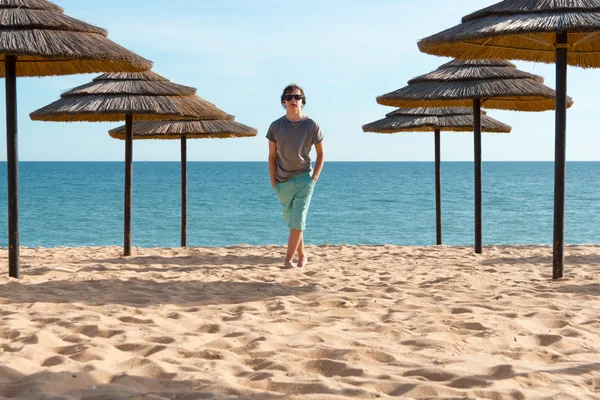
283;259;296;269
297;256;308;268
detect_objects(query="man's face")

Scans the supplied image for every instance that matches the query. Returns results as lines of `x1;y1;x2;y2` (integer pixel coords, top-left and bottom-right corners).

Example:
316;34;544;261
284;89;304;111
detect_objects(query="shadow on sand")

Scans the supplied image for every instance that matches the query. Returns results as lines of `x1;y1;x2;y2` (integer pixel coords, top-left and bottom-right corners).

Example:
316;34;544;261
0;278;318;307
0;366;383;399
88;252;284;266
0;366;285;400
434;362;600;393
480;253;600;267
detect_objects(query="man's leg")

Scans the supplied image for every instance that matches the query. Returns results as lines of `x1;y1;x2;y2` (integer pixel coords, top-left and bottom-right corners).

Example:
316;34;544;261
297;235;308;268
290;175;314;268
276;181;294;268
285;229;303;268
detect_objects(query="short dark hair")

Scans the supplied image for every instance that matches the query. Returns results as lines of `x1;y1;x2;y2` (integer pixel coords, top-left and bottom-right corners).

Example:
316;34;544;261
280;83;306;108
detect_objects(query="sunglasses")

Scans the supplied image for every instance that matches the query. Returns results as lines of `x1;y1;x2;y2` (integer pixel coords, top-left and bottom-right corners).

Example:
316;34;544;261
284;94;303;101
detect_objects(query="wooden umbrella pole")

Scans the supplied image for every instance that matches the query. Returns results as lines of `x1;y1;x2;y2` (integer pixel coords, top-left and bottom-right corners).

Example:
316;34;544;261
5;55;19;278
553;31;568;279
473;99;483;254
181;135;187;247
434;128;442;245
124;113;133;256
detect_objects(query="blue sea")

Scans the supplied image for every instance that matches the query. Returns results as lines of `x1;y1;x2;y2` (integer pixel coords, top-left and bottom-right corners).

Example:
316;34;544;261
0;162;598;248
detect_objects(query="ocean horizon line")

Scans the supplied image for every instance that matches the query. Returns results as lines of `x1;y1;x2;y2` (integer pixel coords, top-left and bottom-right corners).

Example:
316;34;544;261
2;160;600;163
3;243;599;250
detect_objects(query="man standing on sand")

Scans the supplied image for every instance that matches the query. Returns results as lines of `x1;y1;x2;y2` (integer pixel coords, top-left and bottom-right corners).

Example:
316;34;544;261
267;83;325;269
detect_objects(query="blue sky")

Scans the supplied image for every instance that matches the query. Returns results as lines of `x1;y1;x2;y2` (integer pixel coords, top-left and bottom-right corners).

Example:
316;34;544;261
2;0;600;161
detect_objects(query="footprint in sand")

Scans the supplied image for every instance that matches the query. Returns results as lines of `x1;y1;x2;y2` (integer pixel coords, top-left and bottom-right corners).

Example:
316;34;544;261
20;334;38;344
448;376;492;389
177;349;222;360
2;344;23;353
197;324;220;334
115;343;167;357
118;316;154;324
243;358;289;372
236;371;274;381
32;317;61;326
458;322;489;331
149;336;176;344
535;334;563;347
450;307;473;314
0;329;20;340
56;344;88;356
42;355;68;367
303;359;364;377
76;325;125;339
60;334;87;344
403;368;458;382
488;364;516;379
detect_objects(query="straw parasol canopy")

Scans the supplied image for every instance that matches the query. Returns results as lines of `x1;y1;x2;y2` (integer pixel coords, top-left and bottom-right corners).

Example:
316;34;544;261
363;106;511;246
29;71;230;121
29;71;232;257
377;59;572;111
1;0;152;279
0;0;152;76
108;119;258;248
108;119;257;140
362;106;512;133
416;1;597;279
417;0;600;68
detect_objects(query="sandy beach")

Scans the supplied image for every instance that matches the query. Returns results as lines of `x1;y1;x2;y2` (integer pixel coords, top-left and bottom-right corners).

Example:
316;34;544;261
0;244;599;399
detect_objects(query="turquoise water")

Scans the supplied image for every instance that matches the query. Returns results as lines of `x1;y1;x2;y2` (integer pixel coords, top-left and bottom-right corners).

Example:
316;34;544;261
0;162;598;247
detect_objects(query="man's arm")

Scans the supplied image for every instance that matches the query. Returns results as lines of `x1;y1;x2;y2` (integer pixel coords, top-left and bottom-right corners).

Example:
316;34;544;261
312;141;325;182
268;140;277;188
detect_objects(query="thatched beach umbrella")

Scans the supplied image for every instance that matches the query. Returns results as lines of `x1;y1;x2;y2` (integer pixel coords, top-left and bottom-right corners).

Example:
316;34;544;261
417;1;600;279
377;59;572;254
363;107;511;246
30;71;230;256
0;0;152;278
108;119;257;247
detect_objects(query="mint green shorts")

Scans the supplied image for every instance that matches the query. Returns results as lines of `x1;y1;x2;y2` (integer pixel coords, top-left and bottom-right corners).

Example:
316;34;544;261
274;172;315;231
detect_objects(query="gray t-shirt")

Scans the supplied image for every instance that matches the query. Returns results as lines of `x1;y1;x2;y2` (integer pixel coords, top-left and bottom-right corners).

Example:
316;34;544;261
266;116;324;183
